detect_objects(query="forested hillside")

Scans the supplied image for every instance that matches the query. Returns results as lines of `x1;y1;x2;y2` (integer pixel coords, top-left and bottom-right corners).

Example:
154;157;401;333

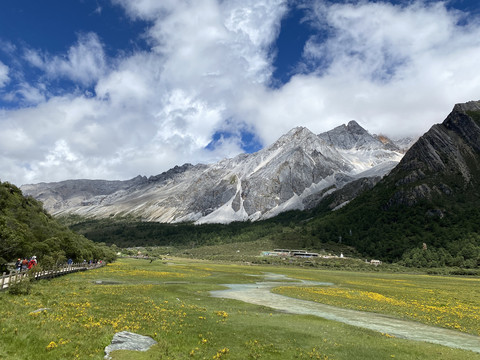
67;211;319;251
0;181;116;271
305;182;480;267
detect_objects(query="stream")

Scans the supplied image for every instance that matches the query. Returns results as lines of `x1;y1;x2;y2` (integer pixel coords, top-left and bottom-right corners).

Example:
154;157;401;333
210;273;480;354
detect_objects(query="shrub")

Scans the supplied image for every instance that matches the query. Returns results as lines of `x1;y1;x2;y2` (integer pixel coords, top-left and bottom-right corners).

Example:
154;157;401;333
8;278;31;295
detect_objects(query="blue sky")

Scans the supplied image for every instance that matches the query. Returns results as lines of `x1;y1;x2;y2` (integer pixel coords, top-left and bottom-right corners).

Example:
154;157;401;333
1;0;480;185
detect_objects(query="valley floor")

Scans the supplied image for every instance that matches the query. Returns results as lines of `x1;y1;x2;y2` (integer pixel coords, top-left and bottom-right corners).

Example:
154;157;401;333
212;273;480;353
0;258;479;359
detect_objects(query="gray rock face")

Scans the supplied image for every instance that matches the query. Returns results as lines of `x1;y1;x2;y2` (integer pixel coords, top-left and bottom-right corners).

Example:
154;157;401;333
22;123;406;224
20;176;148;212
303;176;382;211
385;99;480;207
148;163;197;184
104;331;157;359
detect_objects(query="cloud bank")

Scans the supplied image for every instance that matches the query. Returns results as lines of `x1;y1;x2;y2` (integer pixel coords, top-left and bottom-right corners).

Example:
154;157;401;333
1;0;480;185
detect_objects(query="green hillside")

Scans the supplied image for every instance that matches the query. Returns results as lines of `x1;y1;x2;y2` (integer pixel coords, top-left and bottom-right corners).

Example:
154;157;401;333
0;181;116;271
304;180;480;267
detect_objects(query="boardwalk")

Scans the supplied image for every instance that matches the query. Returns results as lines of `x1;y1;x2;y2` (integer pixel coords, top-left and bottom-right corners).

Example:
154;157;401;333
0;263;104;291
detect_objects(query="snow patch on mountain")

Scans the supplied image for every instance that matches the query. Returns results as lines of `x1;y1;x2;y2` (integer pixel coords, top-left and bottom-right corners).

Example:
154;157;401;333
195;195;249;224
249;147;284;176
196;175;249;224
262;193;303;219
339;149;403;174
355;161;399;179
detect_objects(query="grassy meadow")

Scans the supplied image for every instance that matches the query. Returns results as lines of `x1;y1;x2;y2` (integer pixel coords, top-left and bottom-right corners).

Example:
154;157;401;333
0;258;479;360
273;271;480;336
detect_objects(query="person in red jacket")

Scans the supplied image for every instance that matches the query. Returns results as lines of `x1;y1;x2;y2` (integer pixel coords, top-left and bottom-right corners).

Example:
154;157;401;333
27;256;37;270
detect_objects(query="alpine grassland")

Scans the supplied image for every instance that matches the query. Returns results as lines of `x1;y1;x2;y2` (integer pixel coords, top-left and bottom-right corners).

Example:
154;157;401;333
1;258;479;360
273;271;480;335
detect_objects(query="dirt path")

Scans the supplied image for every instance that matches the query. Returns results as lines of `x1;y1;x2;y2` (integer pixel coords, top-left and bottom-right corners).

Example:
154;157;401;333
210;273;480;354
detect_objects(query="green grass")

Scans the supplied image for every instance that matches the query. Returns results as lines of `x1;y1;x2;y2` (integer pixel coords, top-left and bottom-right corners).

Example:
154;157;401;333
0;258;479;359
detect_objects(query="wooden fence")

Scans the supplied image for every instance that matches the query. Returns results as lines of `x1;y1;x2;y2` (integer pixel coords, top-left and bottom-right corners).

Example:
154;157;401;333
0;262;105;291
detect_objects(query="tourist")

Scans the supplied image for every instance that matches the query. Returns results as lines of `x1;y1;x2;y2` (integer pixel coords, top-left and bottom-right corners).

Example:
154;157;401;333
15;258;22;272
27;256;37;270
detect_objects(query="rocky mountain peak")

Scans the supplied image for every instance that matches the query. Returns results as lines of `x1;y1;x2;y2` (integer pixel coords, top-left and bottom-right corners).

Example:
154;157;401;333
443;99;480;153
266;126;330;157
386;99;480;207
309;100;480;265
286;126;311;136
318;120;383;151
275;126;318;145
346;120;367;134
148;163;197;183
452;99;480;113
376;134;392;145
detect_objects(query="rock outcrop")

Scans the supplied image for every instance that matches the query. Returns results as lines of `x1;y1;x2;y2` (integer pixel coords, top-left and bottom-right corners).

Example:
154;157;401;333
104;331;157;359
385;100;480;207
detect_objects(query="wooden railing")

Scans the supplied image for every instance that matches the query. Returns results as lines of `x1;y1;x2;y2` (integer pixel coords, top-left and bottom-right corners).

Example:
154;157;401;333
0;262;105;291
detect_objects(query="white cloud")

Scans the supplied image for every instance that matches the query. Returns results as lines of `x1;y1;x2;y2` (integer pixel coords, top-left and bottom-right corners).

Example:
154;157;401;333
110;0;173;20
241;1;480;143
2;0;480;186
0;61;9;88
24;32;107;86
95;55;153;105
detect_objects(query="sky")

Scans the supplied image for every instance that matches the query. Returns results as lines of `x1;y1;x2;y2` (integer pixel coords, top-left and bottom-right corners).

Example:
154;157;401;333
1;0;480;186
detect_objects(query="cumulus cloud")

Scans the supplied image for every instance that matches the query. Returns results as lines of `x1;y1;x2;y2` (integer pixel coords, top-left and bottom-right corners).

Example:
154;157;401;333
1;0;288;184
234;0;480;145
298;1;480;135
2;0;480;186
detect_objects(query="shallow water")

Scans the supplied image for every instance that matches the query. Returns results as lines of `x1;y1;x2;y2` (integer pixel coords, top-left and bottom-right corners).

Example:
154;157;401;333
210;273;480;354
93;280;123;285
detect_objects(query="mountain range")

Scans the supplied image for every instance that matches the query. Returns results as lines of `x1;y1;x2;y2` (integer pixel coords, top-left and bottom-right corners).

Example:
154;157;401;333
19;99;480;266
21;121;410;224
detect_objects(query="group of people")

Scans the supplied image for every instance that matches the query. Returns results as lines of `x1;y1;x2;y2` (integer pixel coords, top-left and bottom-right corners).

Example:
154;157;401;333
15;256;37;272
13;257;103;273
